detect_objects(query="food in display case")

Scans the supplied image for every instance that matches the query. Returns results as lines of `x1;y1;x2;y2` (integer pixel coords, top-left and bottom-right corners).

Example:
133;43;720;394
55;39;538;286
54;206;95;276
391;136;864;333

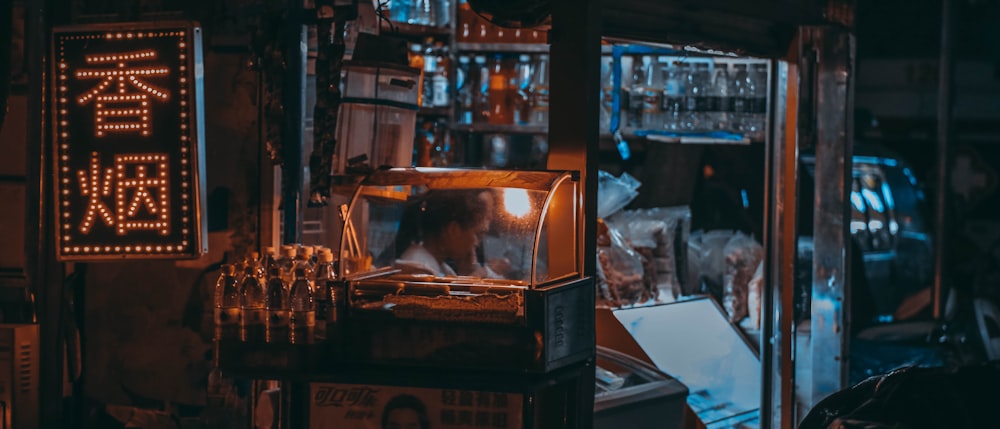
334;167;593;372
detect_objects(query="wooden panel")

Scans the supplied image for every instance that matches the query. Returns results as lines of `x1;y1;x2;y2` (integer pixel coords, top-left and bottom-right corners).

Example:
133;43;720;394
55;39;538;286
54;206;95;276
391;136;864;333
0;96;28;177
0;182;27;280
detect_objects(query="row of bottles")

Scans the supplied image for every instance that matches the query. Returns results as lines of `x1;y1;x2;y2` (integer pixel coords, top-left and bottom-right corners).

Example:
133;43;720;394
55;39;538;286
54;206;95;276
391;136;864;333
415;117;454;167
410;40;452;108
455;53;550;126
456;0;547;44
605;56;768;139
214;244;343;345
386;0;451;28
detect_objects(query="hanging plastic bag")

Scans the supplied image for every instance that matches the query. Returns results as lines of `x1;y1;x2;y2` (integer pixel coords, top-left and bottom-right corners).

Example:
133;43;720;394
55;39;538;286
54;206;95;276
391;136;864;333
597;170;641;219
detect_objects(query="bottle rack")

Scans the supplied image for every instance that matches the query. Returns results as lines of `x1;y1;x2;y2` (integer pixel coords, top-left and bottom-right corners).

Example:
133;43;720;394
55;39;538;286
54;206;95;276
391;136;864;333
377;3;773;168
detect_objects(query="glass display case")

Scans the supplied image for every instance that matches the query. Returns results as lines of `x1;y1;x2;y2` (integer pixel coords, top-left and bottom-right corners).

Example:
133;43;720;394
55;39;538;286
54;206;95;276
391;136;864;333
336;167;594;372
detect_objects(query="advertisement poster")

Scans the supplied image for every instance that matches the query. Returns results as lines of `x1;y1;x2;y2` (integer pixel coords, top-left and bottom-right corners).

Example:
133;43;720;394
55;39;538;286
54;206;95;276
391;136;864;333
309;383;524;429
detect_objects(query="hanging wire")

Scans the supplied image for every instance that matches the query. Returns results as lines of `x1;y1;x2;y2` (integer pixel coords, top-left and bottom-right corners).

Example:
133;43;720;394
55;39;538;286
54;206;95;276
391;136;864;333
375;0;396;34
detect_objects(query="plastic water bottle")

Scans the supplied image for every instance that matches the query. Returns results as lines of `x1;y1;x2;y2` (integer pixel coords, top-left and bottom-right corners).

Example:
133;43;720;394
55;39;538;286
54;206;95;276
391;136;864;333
711;63;730;131
264;266;289;343
240;258;266;343
661;61;685;131
289;265;315;344
214;264;240;341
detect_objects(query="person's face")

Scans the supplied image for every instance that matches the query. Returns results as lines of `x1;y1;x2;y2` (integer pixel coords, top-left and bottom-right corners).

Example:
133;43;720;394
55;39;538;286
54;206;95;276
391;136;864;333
385;408;422;429
443;216;489;260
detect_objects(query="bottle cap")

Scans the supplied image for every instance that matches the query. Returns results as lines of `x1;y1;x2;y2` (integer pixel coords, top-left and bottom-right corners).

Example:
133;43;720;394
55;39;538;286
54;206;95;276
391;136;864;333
281;245;297;258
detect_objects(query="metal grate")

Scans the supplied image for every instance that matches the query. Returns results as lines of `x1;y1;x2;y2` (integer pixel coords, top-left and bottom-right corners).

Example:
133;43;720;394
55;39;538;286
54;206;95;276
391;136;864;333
17;341;31;394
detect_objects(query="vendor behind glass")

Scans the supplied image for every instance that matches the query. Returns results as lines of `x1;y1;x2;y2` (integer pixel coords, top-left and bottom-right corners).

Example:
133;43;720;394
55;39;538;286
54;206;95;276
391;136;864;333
394;189;508;278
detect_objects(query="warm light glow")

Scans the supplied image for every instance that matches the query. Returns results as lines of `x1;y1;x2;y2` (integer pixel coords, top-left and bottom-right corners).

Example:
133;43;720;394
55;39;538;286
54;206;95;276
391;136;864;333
503;189;532;218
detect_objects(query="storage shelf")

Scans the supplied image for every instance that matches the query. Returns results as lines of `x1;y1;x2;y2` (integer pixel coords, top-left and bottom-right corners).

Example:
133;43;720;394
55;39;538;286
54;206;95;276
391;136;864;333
381;22;451;39
455;42;550;53
452;123;548;134
418;106;452;116
645;134;753;145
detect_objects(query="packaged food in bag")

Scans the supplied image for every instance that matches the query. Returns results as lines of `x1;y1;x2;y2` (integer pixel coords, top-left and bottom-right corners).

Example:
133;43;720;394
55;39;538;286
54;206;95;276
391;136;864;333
596;219;647;307
722;232;763;323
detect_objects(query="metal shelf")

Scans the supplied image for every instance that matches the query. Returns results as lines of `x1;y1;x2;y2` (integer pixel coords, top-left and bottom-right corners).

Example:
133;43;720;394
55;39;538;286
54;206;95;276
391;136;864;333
381;22;451;39
418;106;452;116
645;134;754;145
452;123;548;134
454;42;550;53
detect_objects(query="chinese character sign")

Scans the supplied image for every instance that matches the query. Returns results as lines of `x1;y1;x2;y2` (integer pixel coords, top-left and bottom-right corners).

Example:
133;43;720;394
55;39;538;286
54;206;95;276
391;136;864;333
310;384;523;429
53;22;206;260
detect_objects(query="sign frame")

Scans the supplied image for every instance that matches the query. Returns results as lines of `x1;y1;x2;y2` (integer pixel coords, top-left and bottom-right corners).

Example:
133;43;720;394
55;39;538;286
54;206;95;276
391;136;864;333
51;21;208;261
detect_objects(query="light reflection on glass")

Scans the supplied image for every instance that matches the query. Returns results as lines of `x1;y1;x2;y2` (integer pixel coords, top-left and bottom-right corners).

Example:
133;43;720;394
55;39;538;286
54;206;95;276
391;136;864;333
881;182;895;210
862;188;884;213
851;191;865;212
503;188;532;218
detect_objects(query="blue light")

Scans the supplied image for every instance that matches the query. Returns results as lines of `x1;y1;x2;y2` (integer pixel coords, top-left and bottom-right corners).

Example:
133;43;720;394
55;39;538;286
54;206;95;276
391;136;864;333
741;189;749;208
881;182;895;210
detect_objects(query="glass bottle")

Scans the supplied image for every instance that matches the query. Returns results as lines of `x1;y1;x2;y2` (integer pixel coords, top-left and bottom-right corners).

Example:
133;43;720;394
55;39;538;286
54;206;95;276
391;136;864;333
474;56;491;123
457;0;474;41
487;55;512;125
431;43;450;107
422;53;438;108
512;54;533;125
214;264;241;341
289;264;315;344
456;55;475;124
528;54;550;127
264;266;289;343
240;258;266;343
410;0;434;26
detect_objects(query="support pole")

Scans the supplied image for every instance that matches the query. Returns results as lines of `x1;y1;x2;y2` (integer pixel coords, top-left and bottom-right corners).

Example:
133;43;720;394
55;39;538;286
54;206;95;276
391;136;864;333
933;0;954;321
281;0;307;244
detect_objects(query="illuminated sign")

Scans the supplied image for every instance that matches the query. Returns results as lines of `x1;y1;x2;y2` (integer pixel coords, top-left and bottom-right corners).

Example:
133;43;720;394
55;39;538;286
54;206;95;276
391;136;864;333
52;22;207;260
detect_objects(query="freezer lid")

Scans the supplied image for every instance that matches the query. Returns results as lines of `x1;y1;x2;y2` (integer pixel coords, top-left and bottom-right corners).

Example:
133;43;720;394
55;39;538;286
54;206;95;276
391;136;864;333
598;297;761;423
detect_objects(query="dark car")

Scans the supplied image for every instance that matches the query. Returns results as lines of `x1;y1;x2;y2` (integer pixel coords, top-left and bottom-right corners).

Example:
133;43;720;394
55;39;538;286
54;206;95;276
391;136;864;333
798;145;935;329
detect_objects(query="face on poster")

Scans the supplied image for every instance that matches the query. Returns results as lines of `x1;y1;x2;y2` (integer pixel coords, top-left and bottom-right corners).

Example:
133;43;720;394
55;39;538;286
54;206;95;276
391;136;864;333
309;383;524;429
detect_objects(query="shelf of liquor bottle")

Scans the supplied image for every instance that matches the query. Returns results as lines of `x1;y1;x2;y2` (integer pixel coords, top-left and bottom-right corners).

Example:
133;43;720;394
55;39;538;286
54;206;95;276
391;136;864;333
452;123;548;134
454;42;550;53
418;106;452;117
381;21;451;39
